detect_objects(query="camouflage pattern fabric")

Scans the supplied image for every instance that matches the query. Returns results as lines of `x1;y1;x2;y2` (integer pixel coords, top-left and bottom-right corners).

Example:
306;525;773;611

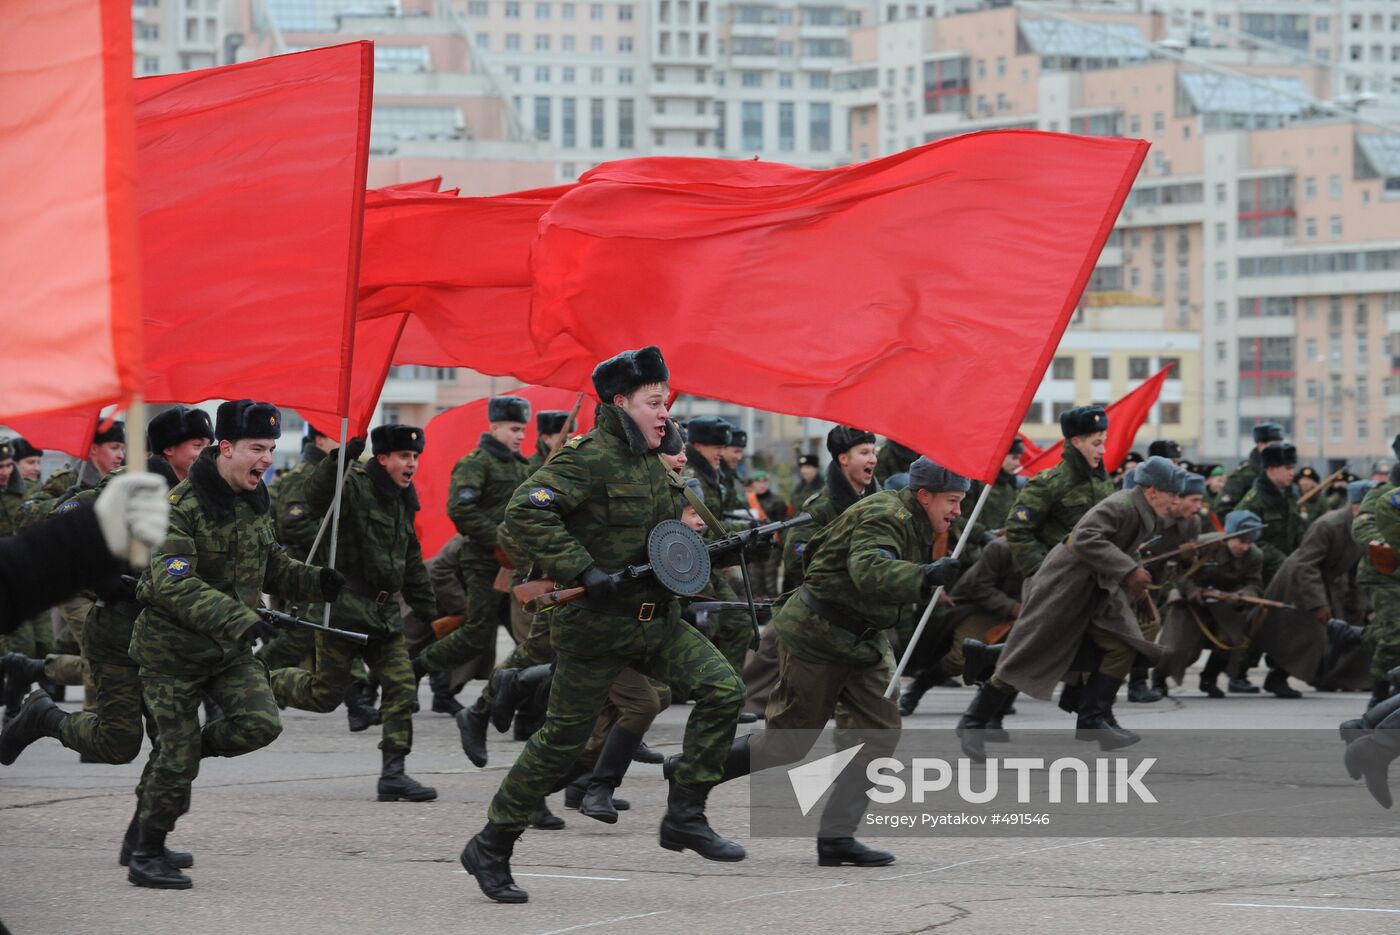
1004;441;1113;578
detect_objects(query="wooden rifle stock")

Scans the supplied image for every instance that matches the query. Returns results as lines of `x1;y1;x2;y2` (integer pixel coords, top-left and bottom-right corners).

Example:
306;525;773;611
1197;587;1295;610
1297;465;1347;506
512;578;587;614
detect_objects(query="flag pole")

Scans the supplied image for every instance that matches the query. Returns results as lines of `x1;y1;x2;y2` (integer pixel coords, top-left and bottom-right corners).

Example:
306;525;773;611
884;480;994;698
126;394;149;566
323;417;350;626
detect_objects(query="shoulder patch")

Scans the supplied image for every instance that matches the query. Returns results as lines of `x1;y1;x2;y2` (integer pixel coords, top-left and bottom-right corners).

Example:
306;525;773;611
1218;493;1233;505
286;502;307;518
164;556;192;576
456;487;479;505
1389;490;1400;509
527;486;557;508
877;546;897;560
794;542;806;556
1009;505;1036;525
56;500;80;514
566;435;589;449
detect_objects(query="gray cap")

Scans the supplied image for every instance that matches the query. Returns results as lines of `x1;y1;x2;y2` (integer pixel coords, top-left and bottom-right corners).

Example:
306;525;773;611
1348;480;1375;505
1224;509;1264;541
908;456;971;494
677;476;703;509
1134;455;1178;491
1180;472;1206;497
883;472;911;492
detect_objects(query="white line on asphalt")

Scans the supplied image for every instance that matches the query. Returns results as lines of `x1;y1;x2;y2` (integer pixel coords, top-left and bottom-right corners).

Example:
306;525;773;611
451;870;628;882
533;909;672;934
1214;903;1400;914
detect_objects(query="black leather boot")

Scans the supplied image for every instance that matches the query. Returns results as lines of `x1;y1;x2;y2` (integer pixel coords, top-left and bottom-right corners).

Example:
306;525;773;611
1227;676;1260;694
1150;669;1170;698
580;727;645;824
1263;668;1302;699
1339;693;1400;744
632;739;664;764
984;690;1016;743
377;750;437;802
565;772;632;811
817;837;894;867
897;668;939;717
456;697;490;768
1074;674;1139;750
127;827;193;889
492;664;552;733
1343;728;1400;809
344;681;381;733
961;640;1004;686
1058;678;1083;713
119;806;193;869
0;689;66;765
1368;679;1394;710
531;801;566;830
460;821;528;903
1127;665;1163;703
429;670;464;715
956;683;1015;762
658;780;746;861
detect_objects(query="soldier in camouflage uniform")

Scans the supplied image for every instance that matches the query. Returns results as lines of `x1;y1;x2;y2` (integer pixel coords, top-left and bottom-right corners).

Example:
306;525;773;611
1365;465;1400;708
964;438;1024;539
1231;443;1303;694
873;438;919;486
460;347;746;905
123;400;339;890
415;395;532;755
1213;422;1284;520
789;453;822;519
270;424;439;803
1354;441;1400;708
712;456;965;868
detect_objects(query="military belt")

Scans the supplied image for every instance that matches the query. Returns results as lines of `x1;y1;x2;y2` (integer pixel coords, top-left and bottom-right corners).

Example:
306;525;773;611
798;586;873;640
345;577;393;605
577;593;667;622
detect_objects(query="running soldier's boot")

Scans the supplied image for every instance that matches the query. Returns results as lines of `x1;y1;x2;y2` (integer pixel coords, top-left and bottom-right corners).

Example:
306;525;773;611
580;727;645;824
460;822;528;903
0;689;66;765
1074;674;1140;750
956;683;1015;763
456;697;490;767
119;806;193;869
377;751;438;802
127;828;193;890
1343;729;1400;809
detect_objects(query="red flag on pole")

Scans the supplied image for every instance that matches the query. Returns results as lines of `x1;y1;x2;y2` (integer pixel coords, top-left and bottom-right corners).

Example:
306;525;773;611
415;387;596;556
135;43;372;415
0;0;141;424
4;411;101;460
1018;365;1175;477
528;130;1147;482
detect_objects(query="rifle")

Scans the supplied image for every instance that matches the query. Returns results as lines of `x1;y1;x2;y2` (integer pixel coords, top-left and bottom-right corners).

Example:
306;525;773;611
548;392;586;463
514;514;813;614
1141;526;1266;567
1298;465;1347;506
1197;588;1295;610
257;607;369;645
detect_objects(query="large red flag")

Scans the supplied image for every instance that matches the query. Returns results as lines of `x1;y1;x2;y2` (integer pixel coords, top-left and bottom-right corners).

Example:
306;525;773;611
415;387;595;556
4;411;101;460
136;43;372;415
0;1;141;423
529;130;1147;482
1018;366;1175;477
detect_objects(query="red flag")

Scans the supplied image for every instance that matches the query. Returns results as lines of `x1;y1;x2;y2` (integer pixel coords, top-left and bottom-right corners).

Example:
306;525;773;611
1014;433;1045;476
4;410;101;460
0;0;141;423
529;130;1147;482
1018;366;1175;476
136;43;372;415
415;387;596;556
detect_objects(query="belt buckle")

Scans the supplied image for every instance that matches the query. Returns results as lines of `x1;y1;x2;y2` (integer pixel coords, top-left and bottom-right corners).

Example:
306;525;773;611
638;602;656;622
376;591;390;604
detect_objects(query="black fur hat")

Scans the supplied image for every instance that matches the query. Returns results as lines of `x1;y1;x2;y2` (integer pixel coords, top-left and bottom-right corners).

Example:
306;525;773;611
0;441;11;462
488;396;530;424
826;425;876;458
1059;406;1108;438
93;420;126;445
215;400;282;442
305;423;333;440
798;453;820;468
8;437;41;460
1260;442;1297;469
728;429;748;449
148;406;214;453
1148;439;1182;460
1252;422;1284;444
536;410;569;435
591;345;669;402
371;424;426;455
1008;436;1025;456
687;416;732;446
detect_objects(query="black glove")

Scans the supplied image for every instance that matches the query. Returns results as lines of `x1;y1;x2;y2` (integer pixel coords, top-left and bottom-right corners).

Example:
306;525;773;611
980;529;998;546
344;437;367;462
745;535;775;562
920;557;961;591
320;567;346;602
578;565;617;601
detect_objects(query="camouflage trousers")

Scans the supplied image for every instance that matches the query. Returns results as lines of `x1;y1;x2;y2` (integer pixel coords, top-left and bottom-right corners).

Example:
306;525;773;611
1364;573;1400;682
480;611;556;708
418;568;507;673
139;657;282;833
60;601;154;764
256;625;317;671
486;608;744;832
0;615;53;658
271;631;416;753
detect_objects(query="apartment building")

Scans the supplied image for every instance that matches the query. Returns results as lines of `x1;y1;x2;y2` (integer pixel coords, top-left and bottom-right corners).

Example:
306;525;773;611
132;0;226;76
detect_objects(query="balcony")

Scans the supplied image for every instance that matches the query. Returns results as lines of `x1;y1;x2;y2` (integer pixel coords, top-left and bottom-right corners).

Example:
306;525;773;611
729;22;779;38
650;110;718;132
651;80;714;98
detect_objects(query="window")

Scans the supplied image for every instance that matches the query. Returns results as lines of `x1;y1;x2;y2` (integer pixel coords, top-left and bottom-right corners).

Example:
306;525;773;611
535;66;550;82
536;34;551;50
1128;357;1150;379
536;2;551;16
618;4;633;20
810;72;830;90
590;98;605;148
1161;357;1180;379
923;58;970;116
1159;403;1181;425
561;97;576;147
590;66;603;82
1305;217;1317;239
742;102;763;150
1216;420;1228;438
1153;112;1165;132
562;3;574;19
809;102;831;152
1051;357;1075;379
1305;337;1318;360
1305;419;1318;440
1237;176;1296;238
779;41;794;57
1216;183;1227;204
742;71;762;88
505;66;521;82
1306;378;1318;400
619;37;633;52
590;36;603;52
1330;174;1342;198
1330;420;1342;442
534;97;551;139
563;66;575;83
1051;402;1075;421
618;98;634;148
1025;402;1045;423
1216;380;1228;402
1330;215;1343;238
996;56;1006;77
778;102;795;152
506;1;520;16
506;33;521;50
476;33;489;49
715;100;726;149
1359;419;1370;440
1304;177;1316;199
1238;336;1296;397
1092;357;1109;380
590;3;602;19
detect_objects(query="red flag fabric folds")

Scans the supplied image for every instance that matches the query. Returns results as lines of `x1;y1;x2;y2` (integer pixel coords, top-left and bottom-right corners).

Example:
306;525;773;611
4;411;101;460
136;43;372;415
529;130;1147;482
1018;366;1175;477
0;0;141;423
415;387;595;556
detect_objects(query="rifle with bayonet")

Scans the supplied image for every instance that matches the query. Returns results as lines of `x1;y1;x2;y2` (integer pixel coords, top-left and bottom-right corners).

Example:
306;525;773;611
257;607;369;644
1196;587;1294;610
1141;525;1267;567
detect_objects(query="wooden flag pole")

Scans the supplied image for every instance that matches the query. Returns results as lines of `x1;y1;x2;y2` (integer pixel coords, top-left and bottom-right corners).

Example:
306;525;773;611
126;394;149;567
323;417;351;626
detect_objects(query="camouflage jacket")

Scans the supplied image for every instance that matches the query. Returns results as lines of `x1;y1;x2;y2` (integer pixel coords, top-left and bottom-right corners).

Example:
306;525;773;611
1372;486;1400;575
720;464;750;517
1005;441;1113;578
19;460;103;528
306;455;437;633
775;487;933;666
448;433;531;566
132;448;323;677
1235;476;1303;583
1352;478;1396;584
874;440;918;485
270;443;328;561
1213;450;1261;519
683;448;742;529
781;463;879;589
966;471;1021;537
526;438;553;474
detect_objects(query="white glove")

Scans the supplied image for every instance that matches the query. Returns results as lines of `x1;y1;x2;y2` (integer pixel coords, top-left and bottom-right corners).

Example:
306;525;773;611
93;472;171;564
